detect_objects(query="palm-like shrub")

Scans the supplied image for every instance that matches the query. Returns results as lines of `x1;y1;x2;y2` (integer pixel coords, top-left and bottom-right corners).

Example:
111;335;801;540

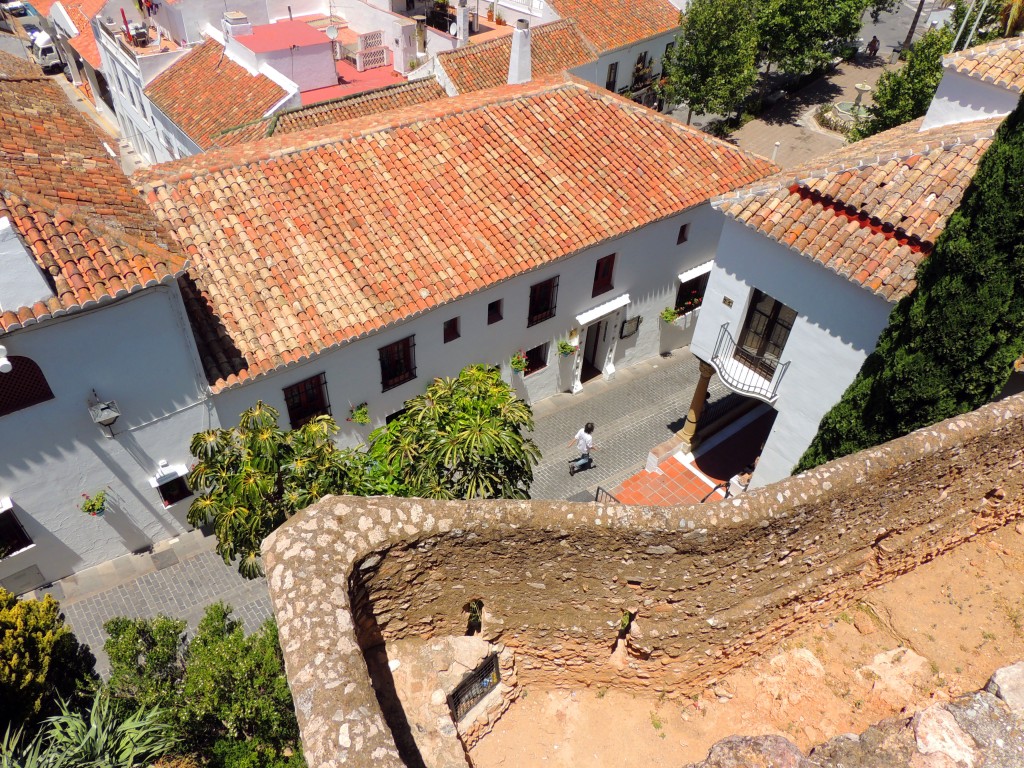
368;364;540;499
187;402;370;578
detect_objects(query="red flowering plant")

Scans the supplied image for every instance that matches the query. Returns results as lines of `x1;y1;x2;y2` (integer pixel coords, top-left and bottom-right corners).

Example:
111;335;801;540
80;490;107;516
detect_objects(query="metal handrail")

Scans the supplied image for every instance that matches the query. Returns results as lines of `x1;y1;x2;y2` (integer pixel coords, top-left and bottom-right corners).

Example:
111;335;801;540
709;323;789;404
595;486;621;504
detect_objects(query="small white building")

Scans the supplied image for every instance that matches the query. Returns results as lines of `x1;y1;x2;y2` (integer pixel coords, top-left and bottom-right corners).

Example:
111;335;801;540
0;62;209;593
137;77;774;444
680;37;1024;487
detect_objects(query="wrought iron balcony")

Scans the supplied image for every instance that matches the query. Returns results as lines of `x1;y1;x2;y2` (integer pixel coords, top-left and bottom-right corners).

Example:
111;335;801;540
709;324;789;404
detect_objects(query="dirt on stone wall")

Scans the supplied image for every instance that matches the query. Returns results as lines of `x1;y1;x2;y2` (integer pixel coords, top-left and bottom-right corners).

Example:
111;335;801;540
352;403;1024;698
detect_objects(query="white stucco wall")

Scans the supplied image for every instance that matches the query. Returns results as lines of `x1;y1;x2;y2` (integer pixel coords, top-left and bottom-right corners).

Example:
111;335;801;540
692;220;894;486
213;205;723;443
256;42;335;90
0;285;213;593
569;30;677;94
921;67;1020;131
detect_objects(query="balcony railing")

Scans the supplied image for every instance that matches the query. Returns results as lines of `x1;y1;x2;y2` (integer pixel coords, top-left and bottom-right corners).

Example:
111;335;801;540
709;323;789;404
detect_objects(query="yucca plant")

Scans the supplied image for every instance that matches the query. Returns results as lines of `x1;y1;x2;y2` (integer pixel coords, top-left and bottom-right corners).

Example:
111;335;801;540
0;725;49;768
43;691;177;767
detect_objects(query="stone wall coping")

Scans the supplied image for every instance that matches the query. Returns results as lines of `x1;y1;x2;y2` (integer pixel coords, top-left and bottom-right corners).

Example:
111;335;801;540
262;393;1024;768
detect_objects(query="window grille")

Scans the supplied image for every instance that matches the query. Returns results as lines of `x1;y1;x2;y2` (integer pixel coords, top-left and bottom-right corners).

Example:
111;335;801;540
448;654;500;722
527;276;558;327
283;373;331;428
0;357;55;418
379;336;417;391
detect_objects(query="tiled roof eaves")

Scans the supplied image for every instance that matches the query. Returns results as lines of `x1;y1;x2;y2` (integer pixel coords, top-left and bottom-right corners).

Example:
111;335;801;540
944;37;1024;92
139;76;776;390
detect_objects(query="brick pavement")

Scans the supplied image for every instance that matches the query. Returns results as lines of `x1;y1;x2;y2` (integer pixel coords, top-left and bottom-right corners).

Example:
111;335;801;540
49;349;728;672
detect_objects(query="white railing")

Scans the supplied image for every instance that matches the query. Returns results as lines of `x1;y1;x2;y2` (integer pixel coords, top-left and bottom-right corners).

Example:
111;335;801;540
709;324;789;404
502;0;545;13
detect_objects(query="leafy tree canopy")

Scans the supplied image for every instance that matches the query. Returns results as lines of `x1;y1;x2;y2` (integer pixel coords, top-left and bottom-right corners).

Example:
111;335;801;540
852;24;954;139
660;0;759;123
756;0;873;74
187;402;382;578
104;603;300;767
368;364;540;500
0;589;97;729
796;97;1024;472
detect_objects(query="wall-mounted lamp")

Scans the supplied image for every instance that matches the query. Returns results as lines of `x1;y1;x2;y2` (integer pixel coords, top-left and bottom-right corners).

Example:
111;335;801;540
0;345;11;374
88;390;121;437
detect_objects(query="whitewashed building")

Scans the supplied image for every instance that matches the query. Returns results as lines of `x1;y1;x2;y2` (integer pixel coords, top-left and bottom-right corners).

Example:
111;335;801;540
138;78;774;444
0;63;207;592
680;38;1024;486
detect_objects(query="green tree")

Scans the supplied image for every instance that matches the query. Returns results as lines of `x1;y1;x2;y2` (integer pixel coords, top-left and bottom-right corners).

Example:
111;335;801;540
852;24;954;138
368;364;540;500
104;604;300;766
188;402;377;578
0;589;97;729
756;0;870;74
660;0;759;124
1000;0;1024;34
796;97;1024;472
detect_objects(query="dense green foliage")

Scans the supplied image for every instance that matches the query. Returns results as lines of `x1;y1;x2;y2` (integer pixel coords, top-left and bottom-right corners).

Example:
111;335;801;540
852;24;953;138
796;98;1024;472
660;0;759;122
1;692;175;768
0;589;97;729
190;365;538;578
368;364;540;500
187;402;387;578
756;0;870;73
104;603;301;768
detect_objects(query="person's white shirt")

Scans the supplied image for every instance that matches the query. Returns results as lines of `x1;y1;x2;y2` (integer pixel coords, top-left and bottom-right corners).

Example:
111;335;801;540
575;428;594;455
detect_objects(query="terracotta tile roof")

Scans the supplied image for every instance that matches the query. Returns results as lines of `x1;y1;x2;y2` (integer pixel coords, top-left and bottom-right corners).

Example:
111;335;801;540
945;37;1024;93
65;6;101;68
144;38;288;150
212;78;449;147
714;117;1003;303
437;19;596;94
136;77;775;390
546;0;679;53
0;49;41;78
0;73;187;332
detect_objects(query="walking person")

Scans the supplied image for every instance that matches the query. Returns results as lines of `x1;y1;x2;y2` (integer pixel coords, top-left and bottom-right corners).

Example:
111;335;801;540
568;422;596;476
867;35;880;58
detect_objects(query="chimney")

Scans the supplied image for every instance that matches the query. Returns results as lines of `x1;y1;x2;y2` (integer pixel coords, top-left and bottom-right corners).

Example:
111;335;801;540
456;0;469;48
222;11;252;38
507;18;530;85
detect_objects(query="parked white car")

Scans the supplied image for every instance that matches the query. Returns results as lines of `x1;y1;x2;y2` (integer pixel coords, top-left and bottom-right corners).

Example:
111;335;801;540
31;31;62;72
1;0;29;17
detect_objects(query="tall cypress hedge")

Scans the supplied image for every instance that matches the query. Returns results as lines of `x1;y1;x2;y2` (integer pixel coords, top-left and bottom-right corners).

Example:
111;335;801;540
795;97;1024;472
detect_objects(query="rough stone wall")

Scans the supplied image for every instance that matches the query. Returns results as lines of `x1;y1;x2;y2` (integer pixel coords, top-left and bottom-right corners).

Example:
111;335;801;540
262;394;1024;768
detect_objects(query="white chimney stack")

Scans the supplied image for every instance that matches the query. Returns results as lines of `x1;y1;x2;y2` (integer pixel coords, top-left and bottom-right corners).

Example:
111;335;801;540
222;11;252;38
507;18;531;85
457;0;469;48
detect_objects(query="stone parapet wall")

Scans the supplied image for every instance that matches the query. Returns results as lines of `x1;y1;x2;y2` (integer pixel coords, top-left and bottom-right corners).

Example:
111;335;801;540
263;394;1024;768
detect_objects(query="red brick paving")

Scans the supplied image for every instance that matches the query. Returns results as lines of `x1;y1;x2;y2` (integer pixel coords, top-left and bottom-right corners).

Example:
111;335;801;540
611;409;777;506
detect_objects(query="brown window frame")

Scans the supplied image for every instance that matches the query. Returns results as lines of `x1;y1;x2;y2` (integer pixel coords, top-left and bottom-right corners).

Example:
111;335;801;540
675;271;710;314
735;290;797;378
487;299;503;325
443;317;460;343
283;373;331;429
524;343;549;375
527;276;559;327
592;254;616;297
379;335;417;392
605;62;618;91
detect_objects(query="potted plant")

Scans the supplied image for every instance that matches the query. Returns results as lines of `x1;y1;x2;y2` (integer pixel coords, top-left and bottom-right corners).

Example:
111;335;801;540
347;402;370;425
557;339;576;357
510;349;528;373
494;9;505;25
80;490;107;517
660;307;682;324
